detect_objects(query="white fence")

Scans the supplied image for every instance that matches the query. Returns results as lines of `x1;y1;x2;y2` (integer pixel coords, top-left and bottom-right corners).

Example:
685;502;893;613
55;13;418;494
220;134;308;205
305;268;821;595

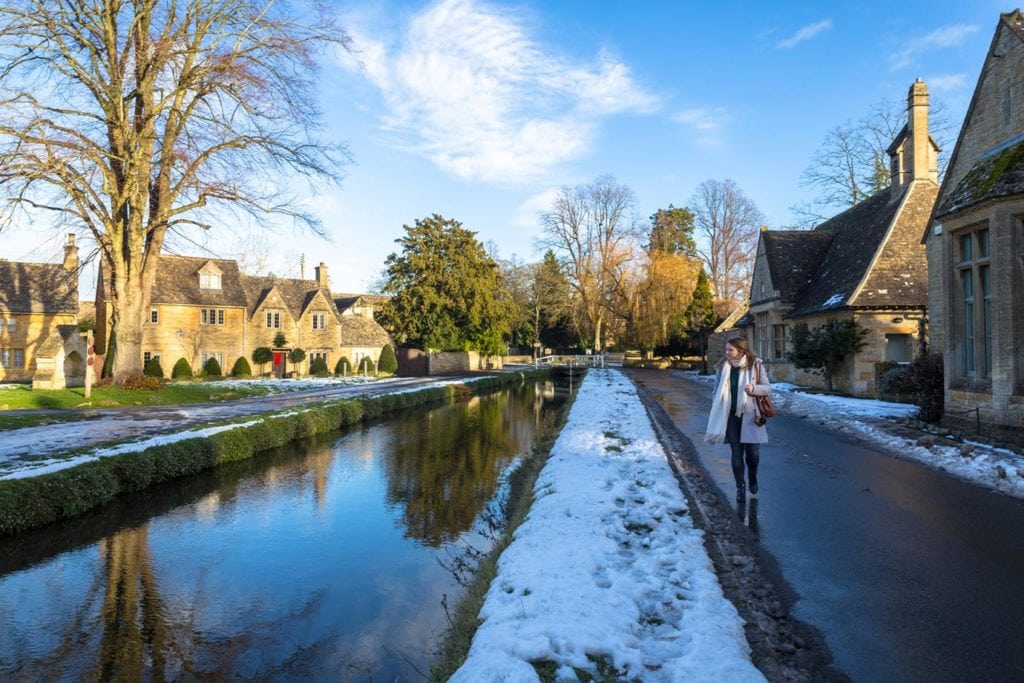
534;353;624;369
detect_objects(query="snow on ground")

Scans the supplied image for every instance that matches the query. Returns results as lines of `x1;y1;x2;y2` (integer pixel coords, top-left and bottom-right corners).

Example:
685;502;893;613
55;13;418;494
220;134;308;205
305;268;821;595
0;419;261;480
452;369;763;682
191;375;377;393
678;370;1024;499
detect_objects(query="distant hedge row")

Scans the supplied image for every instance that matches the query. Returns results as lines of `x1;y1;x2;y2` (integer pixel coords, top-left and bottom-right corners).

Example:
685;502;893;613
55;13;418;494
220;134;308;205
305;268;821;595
0;370;552;537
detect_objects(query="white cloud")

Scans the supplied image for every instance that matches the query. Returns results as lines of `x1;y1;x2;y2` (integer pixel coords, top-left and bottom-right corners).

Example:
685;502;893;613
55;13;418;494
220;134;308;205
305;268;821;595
512;187;560;232
925;73;969;92
339;0;659;184
776;19;833;49
671;107;729;147
890;24;978;70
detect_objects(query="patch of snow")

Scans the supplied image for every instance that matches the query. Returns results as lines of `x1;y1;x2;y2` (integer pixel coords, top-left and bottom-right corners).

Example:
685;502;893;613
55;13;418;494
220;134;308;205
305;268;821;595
193;375;378;393
453;369;763;682
822;293;844;307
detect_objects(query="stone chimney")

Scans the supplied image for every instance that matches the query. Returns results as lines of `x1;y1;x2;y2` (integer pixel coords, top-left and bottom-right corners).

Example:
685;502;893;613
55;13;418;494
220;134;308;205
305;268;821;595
63;233;78;272
890;79;939;192
314;262;329;289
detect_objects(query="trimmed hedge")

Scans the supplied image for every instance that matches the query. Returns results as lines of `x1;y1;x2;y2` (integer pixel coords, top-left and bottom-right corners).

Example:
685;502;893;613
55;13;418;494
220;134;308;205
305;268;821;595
334;356;352;375
202;357;223;377
359;357;376;374
379;345;398;374
309;357;329;376
0;369;553;536
143;357;164;378
172;357;193;379
231;357;253;377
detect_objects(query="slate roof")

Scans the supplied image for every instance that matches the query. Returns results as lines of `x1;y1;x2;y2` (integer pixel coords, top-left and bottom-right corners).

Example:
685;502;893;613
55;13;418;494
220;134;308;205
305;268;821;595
934;139;1024;218
761;231;834;302
339;315;392;347
785;188;906;318
149;255;248;307
0;261;78;314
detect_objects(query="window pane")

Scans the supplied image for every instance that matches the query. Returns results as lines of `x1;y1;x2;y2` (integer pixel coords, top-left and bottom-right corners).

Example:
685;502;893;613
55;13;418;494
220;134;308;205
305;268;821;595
982;265;991;378
218;309;224;325
885;334;910;363
978;229;990;257
959;234;973;262
14;349;24;368
962;269;974;375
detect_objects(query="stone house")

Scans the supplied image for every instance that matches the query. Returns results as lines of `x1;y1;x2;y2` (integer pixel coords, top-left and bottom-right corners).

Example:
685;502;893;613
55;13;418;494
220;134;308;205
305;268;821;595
738;80;940;395
95;255;392;377
925;10;1024;440
0;234;81;384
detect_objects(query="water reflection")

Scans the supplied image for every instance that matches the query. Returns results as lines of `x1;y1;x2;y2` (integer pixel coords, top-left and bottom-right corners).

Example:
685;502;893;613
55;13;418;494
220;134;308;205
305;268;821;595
0;381;565;680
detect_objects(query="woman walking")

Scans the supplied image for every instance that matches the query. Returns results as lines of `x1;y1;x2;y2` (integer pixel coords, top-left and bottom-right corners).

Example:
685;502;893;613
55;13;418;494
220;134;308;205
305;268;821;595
705;336;771;502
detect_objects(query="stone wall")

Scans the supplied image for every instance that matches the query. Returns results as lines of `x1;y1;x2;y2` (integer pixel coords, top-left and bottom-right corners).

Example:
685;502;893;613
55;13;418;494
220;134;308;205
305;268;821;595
428;351;503;375
0;312;77;382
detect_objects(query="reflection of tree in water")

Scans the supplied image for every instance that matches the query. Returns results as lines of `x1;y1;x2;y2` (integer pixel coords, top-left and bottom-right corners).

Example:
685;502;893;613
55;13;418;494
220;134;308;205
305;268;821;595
384;386;543;546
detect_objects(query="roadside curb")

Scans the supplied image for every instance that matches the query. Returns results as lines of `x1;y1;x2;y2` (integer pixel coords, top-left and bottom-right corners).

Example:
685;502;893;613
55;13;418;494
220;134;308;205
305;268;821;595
633;380;847;682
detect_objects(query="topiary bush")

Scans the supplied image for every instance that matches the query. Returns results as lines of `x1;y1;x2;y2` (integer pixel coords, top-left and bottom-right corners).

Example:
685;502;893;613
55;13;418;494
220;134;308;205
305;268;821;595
309;356;329;376
910;352;944;423
334;356;352;376
378;344;398;374
359;356;376;375
288;347;306;368
143;357;164;378
202;357;223;377
172;357;193;379
252;347;273;374
231;356;252;377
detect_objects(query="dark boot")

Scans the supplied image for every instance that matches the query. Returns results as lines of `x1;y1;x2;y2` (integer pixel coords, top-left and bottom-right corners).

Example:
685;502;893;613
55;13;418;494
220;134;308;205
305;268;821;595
736;482;746;502
749;472;758;495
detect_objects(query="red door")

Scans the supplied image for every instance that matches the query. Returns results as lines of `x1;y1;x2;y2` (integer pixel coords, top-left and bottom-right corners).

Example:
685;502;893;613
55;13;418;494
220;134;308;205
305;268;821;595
273;352;285;378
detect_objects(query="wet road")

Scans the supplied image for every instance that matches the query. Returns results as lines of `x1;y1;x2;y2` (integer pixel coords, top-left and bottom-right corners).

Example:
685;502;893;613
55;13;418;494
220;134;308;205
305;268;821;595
630;369;1024;683
0;376;457;464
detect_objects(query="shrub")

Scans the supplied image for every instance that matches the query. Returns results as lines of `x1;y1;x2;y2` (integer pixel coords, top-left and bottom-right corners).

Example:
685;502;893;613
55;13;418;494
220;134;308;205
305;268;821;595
143;357;164;378
252;347;273;374
122;373;162;391
202;357;223;377
172;357;193;379
309;356;329;376
273;332;288;348
359;356;376;374
334;356;352;375
876;361;915;397
910;352;944;423
289;348;306;365
231;357;252;377
378;344;398;374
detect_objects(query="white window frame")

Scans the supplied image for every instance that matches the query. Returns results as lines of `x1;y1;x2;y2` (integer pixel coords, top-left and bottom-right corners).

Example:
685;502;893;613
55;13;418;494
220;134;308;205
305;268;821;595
150;308;158;324
266;310;281;328
199;272;222;290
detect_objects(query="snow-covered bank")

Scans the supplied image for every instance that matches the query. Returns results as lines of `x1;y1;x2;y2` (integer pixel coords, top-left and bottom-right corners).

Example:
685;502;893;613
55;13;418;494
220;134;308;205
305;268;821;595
452;369;764;682
679;370;1024;499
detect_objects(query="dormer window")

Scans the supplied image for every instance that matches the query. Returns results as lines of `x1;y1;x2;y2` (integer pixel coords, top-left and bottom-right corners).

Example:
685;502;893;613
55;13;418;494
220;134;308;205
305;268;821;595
199;272;221;290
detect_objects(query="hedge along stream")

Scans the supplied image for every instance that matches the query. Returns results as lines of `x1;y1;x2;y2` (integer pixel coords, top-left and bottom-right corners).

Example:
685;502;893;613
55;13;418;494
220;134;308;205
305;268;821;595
0;371;552;537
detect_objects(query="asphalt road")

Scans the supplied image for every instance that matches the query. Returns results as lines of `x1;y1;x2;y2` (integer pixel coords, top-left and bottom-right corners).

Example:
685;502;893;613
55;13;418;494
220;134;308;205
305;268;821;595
630;369;1024;683
0;376;452;465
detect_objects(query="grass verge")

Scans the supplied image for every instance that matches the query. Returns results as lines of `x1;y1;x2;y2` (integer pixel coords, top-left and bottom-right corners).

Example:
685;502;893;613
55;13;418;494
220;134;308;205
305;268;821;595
0;370;551;537
428;379;578;681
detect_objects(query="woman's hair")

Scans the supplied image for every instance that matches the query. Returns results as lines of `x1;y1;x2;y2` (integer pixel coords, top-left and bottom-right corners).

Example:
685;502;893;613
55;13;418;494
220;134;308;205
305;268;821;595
721;335;757;367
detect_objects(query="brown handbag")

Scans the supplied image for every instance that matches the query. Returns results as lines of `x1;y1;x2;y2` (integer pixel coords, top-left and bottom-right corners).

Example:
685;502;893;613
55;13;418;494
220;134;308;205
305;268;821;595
752;363;775;419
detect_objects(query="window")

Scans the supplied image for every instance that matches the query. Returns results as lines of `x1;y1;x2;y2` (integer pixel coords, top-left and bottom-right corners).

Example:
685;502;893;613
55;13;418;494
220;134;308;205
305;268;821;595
143;352;160;365
885;334;910;363
312;312;326;330
150;308;158;324
201;351;225;368
310;350;329;364
199;272;222;290
201;308;226;325
266;310;281;328
754;312;771;360
5;317;15;332
1;348;24;369
773;325;787;360
956;226;991;379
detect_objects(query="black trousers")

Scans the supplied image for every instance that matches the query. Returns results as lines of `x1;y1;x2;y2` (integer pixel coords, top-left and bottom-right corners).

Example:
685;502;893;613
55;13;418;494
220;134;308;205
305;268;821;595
726;413;760;487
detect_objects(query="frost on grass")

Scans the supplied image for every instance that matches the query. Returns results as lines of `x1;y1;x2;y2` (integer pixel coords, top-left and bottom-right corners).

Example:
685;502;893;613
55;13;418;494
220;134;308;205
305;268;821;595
452;369;763;682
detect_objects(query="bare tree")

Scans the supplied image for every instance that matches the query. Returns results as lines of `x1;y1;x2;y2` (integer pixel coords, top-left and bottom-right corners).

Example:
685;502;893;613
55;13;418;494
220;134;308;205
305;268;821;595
689;179;764;315
793;95;955;227
0;0;351;381
538;175;640;352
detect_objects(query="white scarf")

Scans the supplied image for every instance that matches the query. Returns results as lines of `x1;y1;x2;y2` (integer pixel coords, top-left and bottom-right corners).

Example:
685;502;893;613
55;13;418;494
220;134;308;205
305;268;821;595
704;357;754;444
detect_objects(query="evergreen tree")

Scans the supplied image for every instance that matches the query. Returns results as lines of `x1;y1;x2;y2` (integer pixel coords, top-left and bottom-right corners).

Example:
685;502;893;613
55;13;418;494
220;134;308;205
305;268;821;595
681;269;719;359
171;357;193;379
231;357;252;377
378;345;398;374
334;356;352;376
202;357;222;377
252;347;273;374
309;356;329;376
143;357;164;378
381;214;516;355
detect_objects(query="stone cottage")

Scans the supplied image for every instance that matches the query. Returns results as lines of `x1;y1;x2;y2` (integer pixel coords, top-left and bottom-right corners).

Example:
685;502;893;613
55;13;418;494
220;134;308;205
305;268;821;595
95;255;392;377
925;10;1024;440
739;80;940;395
0;234;82;385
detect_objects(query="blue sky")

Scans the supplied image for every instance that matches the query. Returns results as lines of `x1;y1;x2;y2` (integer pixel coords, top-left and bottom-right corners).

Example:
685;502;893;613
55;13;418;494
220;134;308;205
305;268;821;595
3;0;1008;294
